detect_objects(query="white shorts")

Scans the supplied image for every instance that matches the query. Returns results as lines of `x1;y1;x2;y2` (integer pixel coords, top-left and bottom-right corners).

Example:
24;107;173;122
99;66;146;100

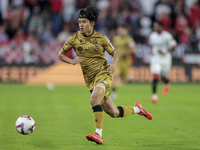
150;62;171;77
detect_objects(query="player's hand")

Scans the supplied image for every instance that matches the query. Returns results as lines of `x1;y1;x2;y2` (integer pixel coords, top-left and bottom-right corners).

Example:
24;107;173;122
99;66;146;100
72;56;84;65
158;50;164;55
107;63;115;74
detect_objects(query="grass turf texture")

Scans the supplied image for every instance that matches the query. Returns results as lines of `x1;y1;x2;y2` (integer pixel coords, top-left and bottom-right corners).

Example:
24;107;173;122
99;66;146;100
0;83;199;150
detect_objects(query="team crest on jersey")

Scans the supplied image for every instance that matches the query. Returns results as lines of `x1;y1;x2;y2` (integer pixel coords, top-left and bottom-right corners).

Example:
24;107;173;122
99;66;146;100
78;47;82;51
109;41;114;50
91;38;98;44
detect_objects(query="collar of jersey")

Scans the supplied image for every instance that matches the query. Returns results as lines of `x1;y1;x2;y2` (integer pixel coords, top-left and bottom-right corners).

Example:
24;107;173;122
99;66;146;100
81;30;94;37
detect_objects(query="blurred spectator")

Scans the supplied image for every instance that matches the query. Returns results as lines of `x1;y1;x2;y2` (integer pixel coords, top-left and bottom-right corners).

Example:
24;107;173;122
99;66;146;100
174;0;186;16
95;9;108;33
40;5;51;23
179;27;191;44
11;0;24;8
159;13;172;31
155;0;172;20
96;0;110;10
0;25;8;43
12;28;27;46
185;0;198;7
188;0;200;31
29;11;43;35
76;0;90;10
25;0;40;19
175;13;188;35
21;19;29;33
40;21;54;43
109;0;121;12
19;2;31;21
23;34;36;64
62;0;76;23
0;0;9;22
196;24;200;42
139;14;152;38
38;0;50;11
189;28;199;53
118;3;132;25
140;0;158;16
57;24;71;44
106;10;119;30
129;0;141;11
49;0;63;34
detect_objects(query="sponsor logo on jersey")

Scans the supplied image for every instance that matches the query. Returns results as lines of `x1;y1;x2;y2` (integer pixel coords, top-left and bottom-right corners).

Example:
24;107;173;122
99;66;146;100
84;45;102;50
92;38;98;44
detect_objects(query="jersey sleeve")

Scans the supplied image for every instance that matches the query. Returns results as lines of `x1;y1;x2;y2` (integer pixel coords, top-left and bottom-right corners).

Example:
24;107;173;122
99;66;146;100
102;35;115;56
62;33;76;53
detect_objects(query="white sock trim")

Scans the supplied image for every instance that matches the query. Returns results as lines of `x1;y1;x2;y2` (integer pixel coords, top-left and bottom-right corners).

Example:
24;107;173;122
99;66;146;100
133;106;140;114
95;128;102;137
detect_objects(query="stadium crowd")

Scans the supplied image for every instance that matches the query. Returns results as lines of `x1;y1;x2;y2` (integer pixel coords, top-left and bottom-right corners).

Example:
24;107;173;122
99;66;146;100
0;0;200;65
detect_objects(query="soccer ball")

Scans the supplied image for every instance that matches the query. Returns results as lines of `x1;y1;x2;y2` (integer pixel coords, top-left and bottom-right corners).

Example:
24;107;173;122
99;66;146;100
15;115;35;135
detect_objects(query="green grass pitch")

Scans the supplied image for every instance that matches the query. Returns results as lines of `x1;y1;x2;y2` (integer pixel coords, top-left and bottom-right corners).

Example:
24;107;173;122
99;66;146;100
0;83;199;150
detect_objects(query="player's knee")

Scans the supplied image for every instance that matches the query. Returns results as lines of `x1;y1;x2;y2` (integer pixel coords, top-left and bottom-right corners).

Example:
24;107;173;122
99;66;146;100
90;94;100;106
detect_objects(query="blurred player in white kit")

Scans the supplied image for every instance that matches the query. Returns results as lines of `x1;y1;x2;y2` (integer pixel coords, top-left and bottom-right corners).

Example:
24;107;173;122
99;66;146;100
148;21;177;103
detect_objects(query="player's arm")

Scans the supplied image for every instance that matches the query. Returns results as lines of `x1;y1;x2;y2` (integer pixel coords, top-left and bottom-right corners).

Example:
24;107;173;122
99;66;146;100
58;34;83;65
160;33;177;54
107;52;118;74
58;50;83;65
168;38;177;52
103;35;118;74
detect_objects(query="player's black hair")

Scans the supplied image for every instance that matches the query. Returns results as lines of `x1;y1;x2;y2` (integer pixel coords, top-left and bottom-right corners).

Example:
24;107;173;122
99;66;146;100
155;21;164;27
78;6;99;23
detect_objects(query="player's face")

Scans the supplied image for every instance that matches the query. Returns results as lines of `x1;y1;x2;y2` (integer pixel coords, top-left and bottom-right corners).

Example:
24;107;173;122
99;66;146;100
78;18;94;35
153;22;162;33
117;27;128;36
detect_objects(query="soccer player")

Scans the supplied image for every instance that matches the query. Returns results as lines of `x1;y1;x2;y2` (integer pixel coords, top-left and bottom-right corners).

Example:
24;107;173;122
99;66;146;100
111;25;136;100
58;6;152;145
148;21;177;103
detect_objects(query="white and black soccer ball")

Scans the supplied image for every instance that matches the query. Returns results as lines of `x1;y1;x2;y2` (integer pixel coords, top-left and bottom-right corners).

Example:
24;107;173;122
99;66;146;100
15;115;35;135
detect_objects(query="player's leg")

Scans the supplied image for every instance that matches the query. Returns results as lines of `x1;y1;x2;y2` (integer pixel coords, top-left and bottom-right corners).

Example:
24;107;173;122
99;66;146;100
111;64;121;100
150;63;161;103
161;63;171;96
121;63;129;83
85;83;105;144
101;96;152;120
111;73;119;100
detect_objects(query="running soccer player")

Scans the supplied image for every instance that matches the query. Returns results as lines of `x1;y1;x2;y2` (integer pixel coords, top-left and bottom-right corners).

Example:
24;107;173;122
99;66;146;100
148;21;177;103
111;25;136;100
58;6;152;145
